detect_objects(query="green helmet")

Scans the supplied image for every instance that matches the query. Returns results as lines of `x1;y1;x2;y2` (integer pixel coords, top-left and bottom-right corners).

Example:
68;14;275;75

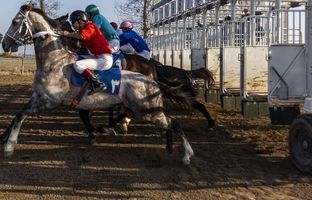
85;4;99;15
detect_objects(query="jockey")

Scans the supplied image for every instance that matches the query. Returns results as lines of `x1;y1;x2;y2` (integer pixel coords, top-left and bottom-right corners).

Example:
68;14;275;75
85;4;120;54
63;10;113;91
119;20;151;60
110;22;118;30
110;22;122;35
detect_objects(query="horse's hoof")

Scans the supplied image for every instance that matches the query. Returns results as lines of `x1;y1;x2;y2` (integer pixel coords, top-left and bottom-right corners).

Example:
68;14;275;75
166;145;173;154
209;127;214;132
121;123;128;135
123;117;131;125
4;151;14;157
182;157;191;165
89;138;96;145
120;117;131;134
95;126;106;133
88;134;96;144
106;128;117;136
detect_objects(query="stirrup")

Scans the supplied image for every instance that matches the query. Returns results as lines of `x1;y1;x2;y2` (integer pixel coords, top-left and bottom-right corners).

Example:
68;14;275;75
91;81;107;92
96;82;107;91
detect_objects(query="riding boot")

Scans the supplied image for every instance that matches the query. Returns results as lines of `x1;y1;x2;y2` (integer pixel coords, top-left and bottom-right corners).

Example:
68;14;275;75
82;69;107;91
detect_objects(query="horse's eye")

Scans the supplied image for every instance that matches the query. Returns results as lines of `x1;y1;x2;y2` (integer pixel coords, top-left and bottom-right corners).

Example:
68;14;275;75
12;14;23;25
12;19;17;25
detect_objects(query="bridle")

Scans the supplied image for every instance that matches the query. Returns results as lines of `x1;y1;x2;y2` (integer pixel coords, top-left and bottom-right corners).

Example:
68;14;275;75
5;10;60;46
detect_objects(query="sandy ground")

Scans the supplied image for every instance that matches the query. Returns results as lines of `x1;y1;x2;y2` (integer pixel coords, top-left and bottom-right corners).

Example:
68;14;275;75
0;74;311;200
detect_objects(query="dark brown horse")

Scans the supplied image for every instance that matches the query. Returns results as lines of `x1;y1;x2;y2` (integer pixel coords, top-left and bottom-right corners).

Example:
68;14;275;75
56;18;215;142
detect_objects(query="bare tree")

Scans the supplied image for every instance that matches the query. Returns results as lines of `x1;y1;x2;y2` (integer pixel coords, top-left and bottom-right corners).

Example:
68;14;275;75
26;0;61;18
115;0;152;38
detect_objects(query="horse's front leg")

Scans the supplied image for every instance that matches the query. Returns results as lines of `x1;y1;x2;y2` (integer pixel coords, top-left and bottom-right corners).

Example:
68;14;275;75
0;112;26;156
1;92;50;157
1;99;37;157
78;109;97;144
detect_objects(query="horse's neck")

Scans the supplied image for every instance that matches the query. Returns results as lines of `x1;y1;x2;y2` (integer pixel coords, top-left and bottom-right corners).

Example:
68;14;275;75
32;33;76;86
124;54;156;79
33;36;69;67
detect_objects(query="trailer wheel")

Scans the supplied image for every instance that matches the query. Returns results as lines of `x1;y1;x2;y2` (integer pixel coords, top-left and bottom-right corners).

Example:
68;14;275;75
289;115;312;174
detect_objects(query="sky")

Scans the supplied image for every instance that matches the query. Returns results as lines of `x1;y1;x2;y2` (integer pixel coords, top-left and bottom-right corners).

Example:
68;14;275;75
0;0;120;54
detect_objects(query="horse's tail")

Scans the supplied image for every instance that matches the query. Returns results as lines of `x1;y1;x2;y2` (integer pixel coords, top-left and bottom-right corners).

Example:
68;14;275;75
156;79;194;108
187;68;215;87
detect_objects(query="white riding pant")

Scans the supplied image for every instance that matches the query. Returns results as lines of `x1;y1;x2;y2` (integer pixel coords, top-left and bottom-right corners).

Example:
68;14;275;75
120;43;151;60
74;54;113;74
108;39;120;54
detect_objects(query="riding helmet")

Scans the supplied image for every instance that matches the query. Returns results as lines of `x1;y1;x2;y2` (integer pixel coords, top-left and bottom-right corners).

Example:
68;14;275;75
120;20;133;29
69;10;88;23
85;4;100;15
110;22;118;30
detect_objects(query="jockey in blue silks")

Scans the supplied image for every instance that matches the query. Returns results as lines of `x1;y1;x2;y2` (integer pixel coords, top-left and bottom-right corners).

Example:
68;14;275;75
119;20;151;60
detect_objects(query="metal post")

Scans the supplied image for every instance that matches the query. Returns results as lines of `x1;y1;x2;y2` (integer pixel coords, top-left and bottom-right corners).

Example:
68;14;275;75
175;18;178;49
183;16;186;49
306;0;312;95
202;9;207;48
275;0;282;43
231;0;237;20
21;44;26;74
192;13;196;48
169;20;172;49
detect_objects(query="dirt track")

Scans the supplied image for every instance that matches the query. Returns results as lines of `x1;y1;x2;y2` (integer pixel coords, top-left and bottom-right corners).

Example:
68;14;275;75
0;74;311;200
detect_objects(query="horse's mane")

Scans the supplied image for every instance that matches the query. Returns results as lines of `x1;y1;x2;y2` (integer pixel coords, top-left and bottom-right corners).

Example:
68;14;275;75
20;5;59;29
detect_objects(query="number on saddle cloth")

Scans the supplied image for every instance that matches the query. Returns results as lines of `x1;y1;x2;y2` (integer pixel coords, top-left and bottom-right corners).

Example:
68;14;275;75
71;67;122;94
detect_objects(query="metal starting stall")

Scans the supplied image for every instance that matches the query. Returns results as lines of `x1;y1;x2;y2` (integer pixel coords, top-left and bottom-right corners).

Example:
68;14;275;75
148;0;312;174
148;0;281;114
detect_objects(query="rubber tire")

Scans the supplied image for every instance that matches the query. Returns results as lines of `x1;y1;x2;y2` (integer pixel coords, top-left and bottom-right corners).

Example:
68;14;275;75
289;114;312;174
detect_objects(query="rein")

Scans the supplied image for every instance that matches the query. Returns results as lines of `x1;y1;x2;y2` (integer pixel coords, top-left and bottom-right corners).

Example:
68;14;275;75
6;10;61;45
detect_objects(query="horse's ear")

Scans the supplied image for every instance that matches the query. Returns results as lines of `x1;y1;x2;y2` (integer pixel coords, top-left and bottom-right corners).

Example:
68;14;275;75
60;13;69;21
26;1;33;11
20;4;32;11
54;13;69;25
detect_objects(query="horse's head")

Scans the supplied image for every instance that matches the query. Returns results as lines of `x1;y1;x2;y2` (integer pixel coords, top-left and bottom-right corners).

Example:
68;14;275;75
2;5;32;52
54;13;69;27
54;14;86;54
54;14;75;33
2;4;60;53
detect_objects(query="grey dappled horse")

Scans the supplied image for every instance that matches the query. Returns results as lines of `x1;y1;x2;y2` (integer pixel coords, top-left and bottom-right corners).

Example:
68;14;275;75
1;5;194;164
57;17;215;138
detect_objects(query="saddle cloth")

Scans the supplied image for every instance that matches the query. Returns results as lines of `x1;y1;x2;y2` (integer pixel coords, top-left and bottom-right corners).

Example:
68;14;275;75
71;53;124;94
71;67;121;95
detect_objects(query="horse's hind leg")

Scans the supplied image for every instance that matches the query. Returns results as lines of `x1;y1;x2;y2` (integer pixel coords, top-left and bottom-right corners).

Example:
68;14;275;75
170;118;194;165
152;113;194;165
108;107;131;134
192;100;215;129
108;108;128;128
